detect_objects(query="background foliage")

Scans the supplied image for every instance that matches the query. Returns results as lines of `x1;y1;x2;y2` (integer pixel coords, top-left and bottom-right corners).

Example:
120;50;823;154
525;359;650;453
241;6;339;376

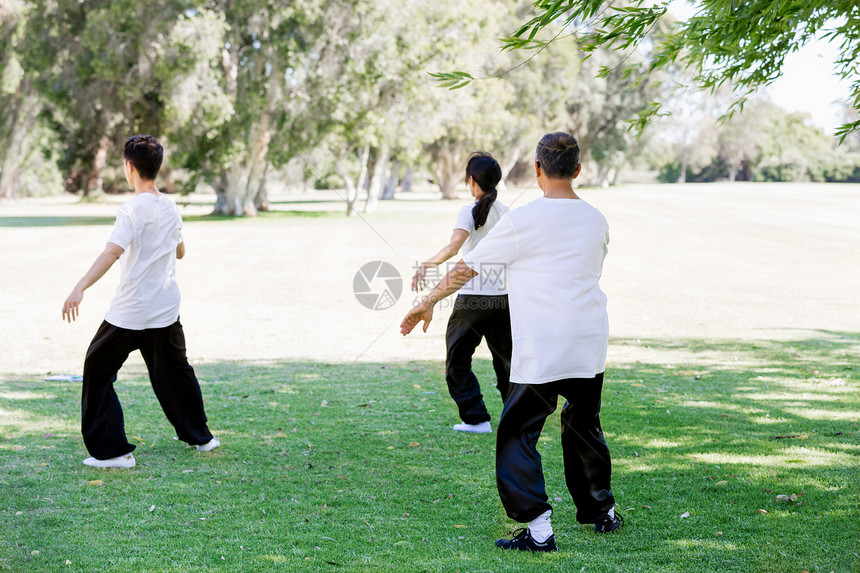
1;0;859;209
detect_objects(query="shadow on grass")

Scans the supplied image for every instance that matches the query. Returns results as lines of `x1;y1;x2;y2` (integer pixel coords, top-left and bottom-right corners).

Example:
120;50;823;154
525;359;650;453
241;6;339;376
0;334;857;572
614;329;860;359
0;210;339;229
0;216;117;228
183;210;340;223
263;198;345;206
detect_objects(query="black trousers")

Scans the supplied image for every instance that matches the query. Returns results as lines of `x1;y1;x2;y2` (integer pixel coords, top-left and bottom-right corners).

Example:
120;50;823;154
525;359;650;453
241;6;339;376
496;373;614;524
81;319;214;459
445;294;512;424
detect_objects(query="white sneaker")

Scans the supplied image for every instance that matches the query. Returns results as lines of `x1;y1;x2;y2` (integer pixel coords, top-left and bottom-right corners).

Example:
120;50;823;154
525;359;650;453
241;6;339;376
83;454;136;469
196;437;220;451
452;421;492;433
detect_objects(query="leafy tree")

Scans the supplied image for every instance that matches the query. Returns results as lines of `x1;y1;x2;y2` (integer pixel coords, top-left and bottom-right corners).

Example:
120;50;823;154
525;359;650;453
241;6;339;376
501;0;860;140
311;0;478;211
562;45;662;186
322;0;515;207
432;1;669;187
17;0;226;196
716;100;771;182
480;23;582;189
0;0;62;198
177;2;339;215
753;108;833;182
426;2;590;197
311;0;536;209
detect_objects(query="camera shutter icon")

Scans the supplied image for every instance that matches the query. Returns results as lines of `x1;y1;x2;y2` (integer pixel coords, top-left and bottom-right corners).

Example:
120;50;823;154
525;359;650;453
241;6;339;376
353;261;403;311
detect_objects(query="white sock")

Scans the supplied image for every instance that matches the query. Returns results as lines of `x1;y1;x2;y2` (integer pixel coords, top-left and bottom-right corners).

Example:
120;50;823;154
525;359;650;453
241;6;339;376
528;510;553;543
608;507;615;519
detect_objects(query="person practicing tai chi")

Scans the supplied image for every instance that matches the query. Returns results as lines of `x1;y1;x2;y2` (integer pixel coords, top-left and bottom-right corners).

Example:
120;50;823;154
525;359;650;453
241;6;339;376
401;132;621;552
62;135;219;469
411;152;512;434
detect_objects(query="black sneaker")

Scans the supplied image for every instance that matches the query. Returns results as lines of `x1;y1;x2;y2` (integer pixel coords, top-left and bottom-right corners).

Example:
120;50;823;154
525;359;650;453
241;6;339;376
594;512;623;533
495;528;558;552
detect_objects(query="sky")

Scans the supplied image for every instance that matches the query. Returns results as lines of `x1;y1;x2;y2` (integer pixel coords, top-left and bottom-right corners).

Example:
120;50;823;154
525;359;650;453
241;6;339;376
764;37;853;133
668;2;853;134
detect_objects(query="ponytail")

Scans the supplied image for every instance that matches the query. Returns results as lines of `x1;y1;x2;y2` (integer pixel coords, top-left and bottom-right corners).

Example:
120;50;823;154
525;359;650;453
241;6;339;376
465;151;502;229
472;187;498;230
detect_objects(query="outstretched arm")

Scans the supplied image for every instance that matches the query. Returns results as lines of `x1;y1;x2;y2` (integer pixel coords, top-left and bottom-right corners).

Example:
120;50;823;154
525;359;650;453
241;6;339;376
411;229;469;291
401;260;477;335
62;242;124;322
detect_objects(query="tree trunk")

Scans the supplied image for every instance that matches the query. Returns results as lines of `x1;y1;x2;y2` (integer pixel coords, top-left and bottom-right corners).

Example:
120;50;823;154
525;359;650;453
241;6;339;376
499;147;521;191
579;158;600;187
364;143;389;212
336;144;370;217
0;170;18;199
0;89;39;199
214;166;250;215
728;162;738;183
253;161;271;212
381;160;399;200
158;140;178;194
336;165;357;217
739;159;752;182
435;143;464;200
400;167;414;192
598;165;617;188
212;112;272;215
90;135;110;196
677;160;688;184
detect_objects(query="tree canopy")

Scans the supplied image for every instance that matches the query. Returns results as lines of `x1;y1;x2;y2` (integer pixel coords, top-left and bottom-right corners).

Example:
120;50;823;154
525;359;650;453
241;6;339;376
499;0;860;140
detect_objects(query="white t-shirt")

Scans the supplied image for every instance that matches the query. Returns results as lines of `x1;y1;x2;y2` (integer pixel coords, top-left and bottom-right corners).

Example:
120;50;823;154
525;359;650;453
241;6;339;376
463;196;609;384
104;193;183;330
454;200;509;296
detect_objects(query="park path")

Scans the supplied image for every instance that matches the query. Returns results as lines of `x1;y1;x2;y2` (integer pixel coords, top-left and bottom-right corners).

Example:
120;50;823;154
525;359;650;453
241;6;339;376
1;182;858;376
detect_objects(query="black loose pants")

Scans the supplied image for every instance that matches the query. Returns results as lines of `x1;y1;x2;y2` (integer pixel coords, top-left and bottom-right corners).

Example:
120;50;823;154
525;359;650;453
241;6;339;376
496;373;614;524
445;294;512;424
81;319;214;460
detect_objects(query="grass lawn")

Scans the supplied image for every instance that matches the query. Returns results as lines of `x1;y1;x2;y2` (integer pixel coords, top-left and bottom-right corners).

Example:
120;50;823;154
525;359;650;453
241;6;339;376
1;334;858;572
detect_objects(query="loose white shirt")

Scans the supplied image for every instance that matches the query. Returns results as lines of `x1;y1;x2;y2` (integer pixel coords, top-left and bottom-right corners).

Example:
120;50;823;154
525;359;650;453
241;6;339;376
463;196;609;384
104;193;183;330
453;200;509;296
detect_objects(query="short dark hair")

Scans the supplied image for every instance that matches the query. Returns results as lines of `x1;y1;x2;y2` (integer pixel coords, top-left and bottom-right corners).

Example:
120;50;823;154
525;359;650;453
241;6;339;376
535;132;580;179
123;135;163;180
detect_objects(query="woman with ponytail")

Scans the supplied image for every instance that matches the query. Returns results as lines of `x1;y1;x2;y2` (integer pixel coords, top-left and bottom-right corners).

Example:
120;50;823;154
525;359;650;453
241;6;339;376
410;151;512;433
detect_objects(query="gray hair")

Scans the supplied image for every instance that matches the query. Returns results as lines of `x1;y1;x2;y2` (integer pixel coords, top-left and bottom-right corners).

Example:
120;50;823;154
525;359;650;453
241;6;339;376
535;132;580;179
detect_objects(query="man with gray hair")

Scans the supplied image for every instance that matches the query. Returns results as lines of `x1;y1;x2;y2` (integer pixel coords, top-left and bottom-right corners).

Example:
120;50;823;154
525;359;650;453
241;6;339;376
401;132;620;552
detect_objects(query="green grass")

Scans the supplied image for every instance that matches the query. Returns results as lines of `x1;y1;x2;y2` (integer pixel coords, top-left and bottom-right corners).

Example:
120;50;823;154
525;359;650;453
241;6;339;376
183;210;340;223
0;210;339;229
1;334;858;572
0;216;118;228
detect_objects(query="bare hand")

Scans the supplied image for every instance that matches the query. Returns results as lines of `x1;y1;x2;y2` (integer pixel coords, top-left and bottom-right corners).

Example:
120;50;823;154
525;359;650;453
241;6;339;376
411;265;427;292
62;288;84;322
400;302;434;335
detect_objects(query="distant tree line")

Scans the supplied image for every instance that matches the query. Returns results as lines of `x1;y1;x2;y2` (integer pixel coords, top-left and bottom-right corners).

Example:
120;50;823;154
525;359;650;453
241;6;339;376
650;98;860;184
